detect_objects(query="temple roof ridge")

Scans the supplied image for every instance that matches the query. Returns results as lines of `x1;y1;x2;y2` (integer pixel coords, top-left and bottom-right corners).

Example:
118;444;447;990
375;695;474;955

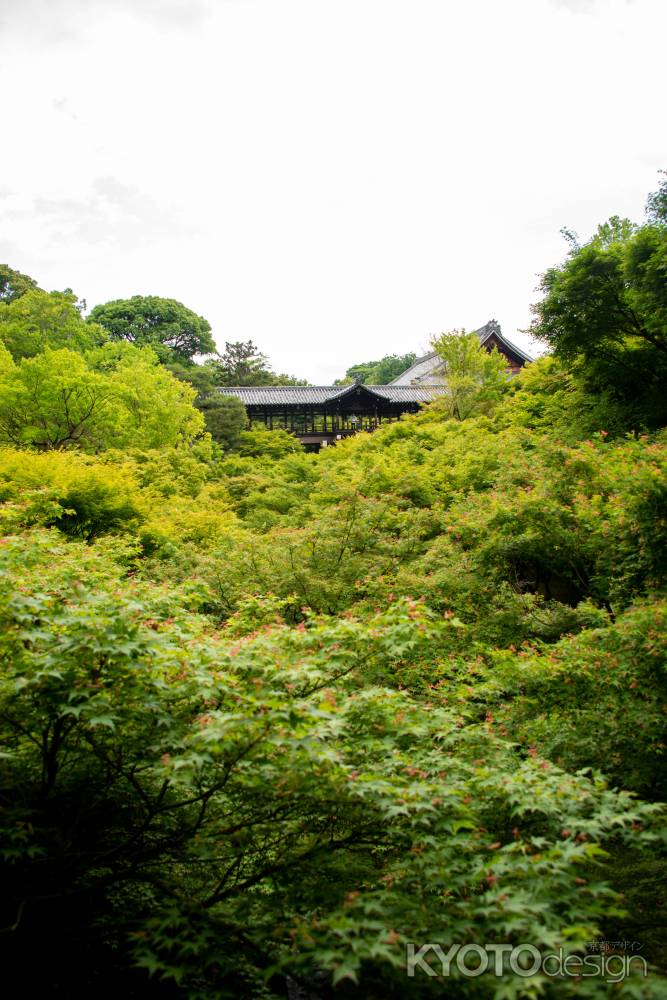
388;320;532;385
217;383;445;406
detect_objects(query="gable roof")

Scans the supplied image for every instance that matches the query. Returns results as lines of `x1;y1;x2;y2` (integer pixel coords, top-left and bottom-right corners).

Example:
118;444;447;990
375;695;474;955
217;383;445;406
389;320;532;385
476;319;533;363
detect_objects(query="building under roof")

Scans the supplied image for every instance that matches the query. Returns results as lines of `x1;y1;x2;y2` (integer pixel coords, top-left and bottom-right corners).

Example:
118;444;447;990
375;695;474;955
217;320;531;448
218;381;443;448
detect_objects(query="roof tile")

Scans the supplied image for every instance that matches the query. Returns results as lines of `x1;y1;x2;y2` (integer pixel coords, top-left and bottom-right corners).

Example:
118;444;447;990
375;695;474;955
217;384;445;405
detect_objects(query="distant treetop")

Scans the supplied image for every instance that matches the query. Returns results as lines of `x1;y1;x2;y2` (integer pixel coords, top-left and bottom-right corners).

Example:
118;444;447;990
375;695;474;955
0;264;40;304
335;352;417;385
212;340;308;387
0;288;106;360
646;169;667;224
530;171;667;428
88;295;216;365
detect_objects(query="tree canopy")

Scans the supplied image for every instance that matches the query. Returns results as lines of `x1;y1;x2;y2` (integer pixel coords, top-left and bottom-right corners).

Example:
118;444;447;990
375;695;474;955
165;359;248;448
1;181;667;998
212;339;308;386
196;391;247;449
335;352;417;385
530;184;667;428
0;289;105;359
0;263;40;303
646;169;667;223
0;342;203;451
430;329;509;420
88;295;216;365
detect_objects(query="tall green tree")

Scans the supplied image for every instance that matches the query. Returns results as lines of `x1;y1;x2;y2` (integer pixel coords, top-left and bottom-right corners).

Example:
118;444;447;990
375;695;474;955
166;358;220;396
335;352;417;385
0;289;105;359
431;329;509;420
0;263;40;303
646;169;667;223
213;340;307;386
0;343;204;451
213;340;272;385
197;392;247;449
89;342;205;448
530;182;667;427
88;295;216;365
0;347;116;449
165;359;248;448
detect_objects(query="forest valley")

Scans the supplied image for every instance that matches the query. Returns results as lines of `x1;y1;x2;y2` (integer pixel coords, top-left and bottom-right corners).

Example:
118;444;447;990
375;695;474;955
0;179;666;1000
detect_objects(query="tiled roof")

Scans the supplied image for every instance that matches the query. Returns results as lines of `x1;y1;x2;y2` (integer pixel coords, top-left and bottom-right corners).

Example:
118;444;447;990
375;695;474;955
388;352;440;385
369;385;444;402
217;383;445;406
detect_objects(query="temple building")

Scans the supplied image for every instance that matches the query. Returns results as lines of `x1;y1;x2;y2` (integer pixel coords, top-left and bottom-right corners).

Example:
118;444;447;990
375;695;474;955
390;320;532;383
217;320;531;449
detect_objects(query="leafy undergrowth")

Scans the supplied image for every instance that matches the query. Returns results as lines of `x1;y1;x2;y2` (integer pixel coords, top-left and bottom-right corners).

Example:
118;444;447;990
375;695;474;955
1;371;667;998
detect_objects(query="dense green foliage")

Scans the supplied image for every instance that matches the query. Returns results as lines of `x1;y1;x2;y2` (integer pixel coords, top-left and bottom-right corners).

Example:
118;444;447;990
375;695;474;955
89;295;217;365
0;341;204;451
531;202;667;429
1;183;667;998
0;263;40;303
165;360;249;449
430;330;509;419
0;288;105;359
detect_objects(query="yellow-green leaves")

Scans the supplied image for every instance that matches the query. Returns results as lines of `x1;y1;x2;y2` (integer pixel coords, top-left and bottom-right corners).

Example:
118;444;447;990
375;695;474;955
431;330;510;421
0;343;204;451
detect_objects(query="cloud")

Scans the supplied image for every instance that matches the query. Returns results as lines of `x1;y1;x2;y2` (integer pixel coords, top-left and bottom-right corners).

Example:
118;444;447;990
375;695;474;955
0;0;662;381
0;0;211;45
547;0;597;12
2;177;191;249
547;0;637;11
0;237;28;263
52;97;79;121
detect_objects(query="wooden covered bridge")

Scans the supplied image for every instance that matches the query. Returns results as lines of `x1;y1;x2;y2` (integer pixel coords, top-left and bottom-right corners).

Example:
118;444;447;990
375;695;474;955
217;321;531;448
217;382;445;447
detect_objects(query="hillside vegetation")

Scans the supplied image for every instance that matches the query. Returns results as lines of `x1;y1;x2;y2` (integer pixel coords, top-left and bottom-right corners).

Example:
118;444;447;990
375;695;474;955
0;184;666;999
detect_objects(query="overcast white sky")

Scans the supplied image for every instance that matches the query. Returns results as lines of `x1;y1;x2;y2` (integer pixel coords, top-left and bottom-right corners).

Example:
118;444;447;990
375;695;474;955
0;0;664;382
